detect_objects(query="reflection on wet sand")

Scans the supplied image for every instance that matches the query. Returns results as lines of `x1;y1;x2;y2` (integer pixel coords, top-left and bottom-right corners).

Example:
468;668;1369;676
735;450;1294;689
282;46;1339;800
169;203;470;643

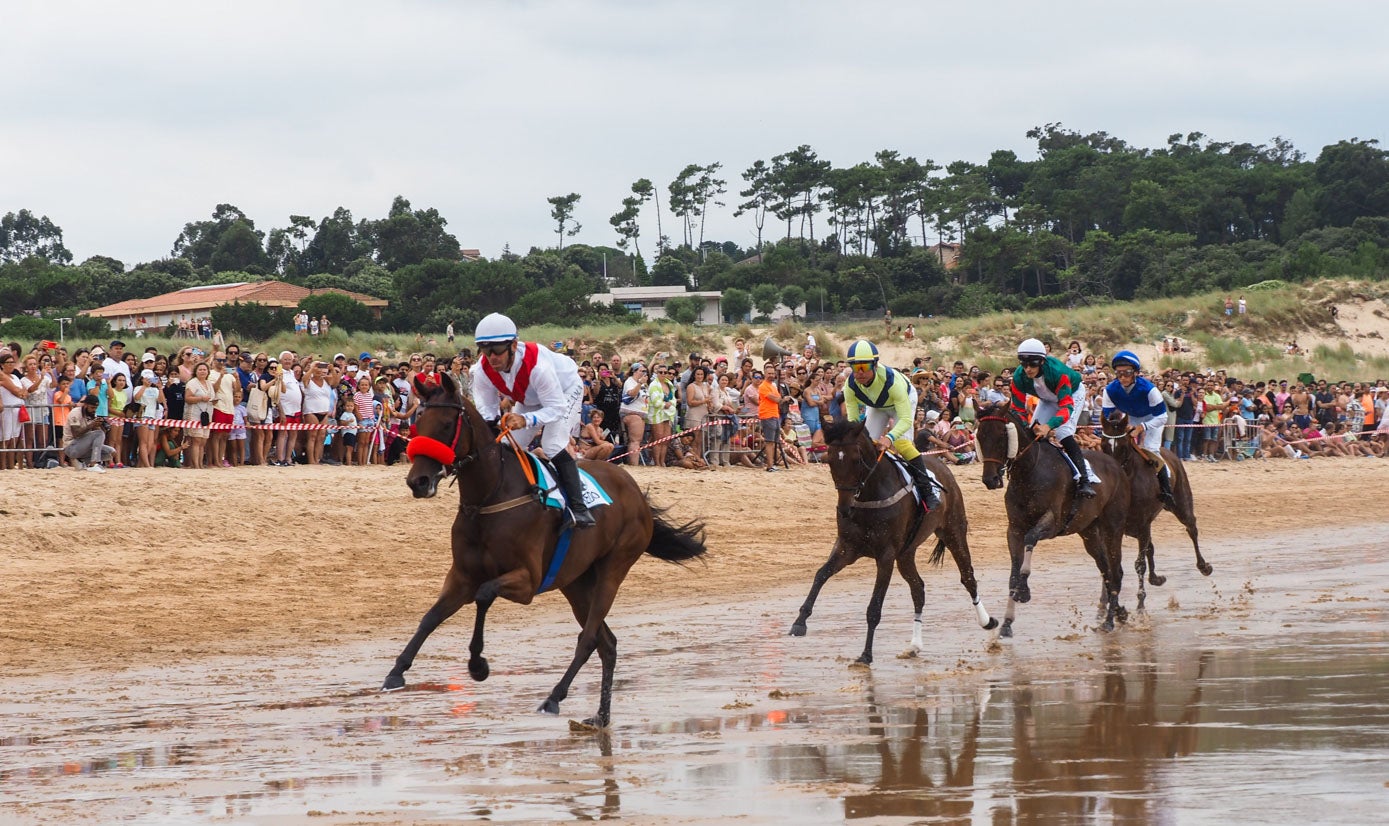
1003;648;1209;824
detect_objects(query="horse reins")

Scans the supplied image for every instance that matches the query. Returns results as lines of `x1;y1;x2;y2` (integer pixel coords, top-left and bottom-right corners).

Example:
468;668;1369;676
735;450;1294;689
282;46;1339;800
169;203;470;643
978;413;1037;475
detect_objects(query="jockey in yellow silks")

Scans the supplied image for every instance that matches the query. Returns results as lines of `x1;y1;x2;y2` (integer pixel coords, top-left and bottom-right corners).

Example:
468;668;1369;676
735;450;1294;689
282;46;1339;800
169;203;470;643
843;339;941;510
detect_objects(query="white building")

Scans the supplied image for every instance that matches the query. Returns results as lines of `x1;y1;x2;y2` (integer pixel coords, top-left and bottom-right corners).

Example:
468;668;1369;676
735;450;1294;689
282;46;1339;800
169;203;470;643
590;286;724;325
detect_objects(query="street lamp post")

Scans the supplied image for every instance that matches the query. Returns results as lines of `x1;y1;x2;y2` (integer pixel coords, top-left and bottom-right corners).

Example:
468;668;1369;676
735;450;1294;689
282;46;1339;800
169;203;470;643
57;317;73;343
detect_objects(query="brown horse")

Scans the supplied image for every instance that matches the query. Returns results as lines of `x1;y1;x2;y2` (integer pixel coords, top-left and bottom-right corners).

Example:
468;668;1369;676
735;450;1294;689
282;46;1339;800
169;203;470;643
384;372;707;728
974;401;1131;635
789;420;996;664
1100;411;1212;610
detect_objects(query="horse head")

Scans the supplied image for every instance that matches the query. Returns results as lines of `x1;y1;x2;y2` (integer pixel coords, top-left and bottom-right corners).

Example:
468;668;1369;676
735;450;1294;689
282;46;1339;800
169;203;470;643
822;418;880;500
1101;410;1131;457
974;401;1025;490
405;371;476;498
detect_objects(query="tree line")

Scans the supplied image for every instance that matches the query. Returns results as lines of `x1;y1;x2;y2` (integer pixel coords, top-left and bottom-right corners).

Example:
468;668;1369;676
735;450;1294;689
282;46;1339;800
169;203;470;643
2;125;1387;341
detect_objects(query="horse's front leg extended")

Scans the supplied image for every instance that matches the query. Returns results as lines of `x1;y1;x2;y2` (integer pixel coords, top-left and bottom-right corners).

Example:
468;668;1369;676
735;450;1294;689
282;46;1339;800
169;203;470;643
857;557;896;665
790;539;854;637
469;568;540;683
382;566;476;691
1014;513;1057;606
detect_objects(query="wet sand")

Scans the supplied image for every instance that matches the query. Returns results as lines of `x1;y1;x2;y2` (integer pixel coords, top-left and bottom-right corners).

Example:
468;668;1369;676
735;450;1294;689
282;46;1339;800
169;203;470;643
1;460;1387;823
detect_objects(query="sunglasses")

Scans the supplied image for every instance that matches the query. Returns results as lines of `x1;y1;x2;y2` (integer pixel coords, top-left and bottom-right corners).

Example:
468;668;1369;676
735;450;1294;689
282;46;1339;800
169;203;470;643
480;342;512;356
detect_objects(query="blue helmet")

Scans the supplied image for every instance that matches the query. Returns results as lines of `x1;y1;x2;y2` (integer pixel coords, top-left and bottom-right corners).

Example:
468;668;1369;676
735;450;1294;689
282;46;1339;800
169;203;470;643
1111;350;1141;371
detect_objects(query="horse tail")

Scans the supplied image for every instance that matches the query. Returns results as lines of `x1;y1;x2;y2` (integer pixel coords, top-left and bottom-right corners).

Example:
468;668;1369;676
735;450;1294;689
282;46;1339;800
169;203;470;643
646;504;708;565
928;538;947;568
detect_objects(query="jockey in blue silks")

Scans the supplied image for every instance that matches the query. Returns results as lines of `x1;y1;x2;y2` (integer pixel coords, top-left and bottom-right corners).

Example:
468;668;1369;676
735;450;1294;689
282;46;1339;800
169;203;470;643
1100;350;1175;506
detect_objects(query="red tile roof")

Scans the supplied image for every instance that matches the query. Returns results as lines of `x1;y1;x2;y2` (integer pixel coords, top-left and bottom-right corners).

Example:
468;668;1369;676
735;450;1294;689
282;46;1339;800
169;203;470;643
86;281;387;317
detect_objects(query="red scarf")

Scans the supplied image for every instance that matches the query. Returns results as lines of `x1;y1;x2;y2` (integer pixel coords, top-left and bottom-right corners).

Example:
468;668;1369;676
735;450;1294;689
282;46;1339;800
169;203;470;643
480;341;539;403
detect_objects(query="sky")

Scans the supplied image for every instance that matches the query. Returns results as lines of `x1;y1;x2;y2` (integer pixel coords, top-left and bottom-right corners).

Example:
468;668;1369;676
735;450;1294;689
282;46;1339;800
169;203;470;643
4;0;1388;268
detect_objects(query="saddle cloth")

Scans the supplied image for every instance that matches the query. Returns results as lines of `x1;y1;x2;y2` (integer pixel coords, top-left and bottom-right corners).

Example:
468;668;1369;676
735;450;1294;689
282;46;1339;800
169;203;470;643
1054;445;1103;485
888;454;940;510
528;454;614;512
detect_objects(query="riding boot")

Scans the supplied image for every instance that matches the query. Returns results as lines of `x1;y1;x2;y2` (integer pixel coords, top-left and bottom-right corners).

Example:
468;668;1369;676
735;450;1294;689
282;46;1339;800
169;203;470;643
1157;465;1177;508
552;451;596;529
907;455;942;511
1060;435;1096;498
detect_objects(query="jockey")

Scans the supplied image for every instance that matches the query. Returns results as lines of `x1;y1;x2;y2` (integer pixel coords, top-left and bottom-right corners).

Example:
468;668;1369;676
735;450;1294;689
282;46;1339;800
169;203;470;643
1101;350;1175;506
843;339;941;510
1010;338;1095;498
471;312;594;528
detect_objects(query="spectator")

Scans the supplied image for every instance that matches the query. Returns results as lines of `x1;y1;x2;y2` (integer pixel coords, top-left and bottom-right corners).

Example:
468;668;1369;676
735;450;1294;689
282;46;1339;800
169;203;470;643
683;365;712;464
646;364;677;469
619;366;649;467
133;369;165;468
758;364;784;472
577;409;615;461
184;362;213;470
61;394;116;471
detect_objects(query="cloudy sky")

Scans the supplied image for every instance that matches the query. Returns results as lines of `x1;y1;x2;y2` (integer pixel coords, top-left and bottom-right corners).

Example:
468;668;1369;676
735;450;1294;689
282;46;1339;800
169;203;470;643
4;0;1386;267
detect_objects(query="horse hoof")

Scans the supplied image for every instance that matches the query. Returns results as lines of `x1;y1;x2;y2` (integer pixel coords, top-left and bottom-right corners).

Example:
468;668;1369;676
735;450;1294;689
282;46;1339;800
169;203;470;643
1199;563;1213;577
381;674;405;692
468;657;489;682
853;654;873;667
983;617;999;631
571;716;608;732
538;699;560;715
1014;584;1031;604
789;623;807;637
999;624;1013;639
1149;574;1167;587
1100;619;1115;632
1116;606;1129;624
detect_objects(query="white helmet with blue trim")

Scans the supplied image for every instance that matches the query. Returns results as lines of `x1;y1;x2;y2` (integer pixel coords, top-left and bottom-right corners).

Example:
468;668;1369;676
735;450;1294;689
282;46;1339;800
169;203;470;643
474;313;518;344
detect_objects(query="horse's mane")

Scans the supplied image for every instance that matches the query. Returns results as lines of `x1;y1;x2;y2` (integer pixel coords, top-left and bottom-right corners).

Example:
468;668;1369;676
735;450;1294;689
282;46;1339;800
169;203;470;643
823;418;866;445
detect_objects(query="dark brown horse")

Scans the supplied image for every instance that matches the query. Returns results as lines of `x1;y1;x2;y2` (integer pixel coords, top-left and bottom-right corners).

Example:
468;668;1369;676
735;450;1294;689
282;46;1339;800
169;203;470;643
974;401;1131;635
1100;411;1212;610
384;372;707;728
789;420;996;664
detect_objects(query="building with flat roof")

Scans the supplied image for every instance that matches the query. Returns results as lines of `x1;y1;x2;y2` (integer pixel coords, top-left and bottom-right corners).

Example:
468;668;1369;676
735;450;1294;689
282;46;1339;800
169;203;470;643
590;286;725;325
84;281;389;333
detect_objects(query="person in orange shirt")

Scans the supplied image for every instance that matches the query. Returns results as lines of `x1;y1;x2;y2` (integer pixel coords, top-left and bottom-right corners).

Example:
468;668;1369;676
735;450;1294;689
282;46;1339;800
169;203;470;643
758;363;784;471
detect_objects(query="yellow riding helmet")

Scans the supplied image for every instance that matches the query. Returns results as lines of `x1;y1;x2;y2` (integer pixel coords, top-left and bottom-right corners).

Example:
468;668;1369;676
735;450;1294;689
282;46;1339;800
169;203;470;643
846;339;880;366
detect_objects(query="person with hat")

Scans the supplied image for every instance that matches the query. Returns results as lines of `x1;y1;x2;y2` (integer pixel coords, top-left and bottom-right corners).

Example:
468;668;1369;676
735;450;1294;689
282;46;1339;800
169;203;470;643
1101;350;1174;506
1012;337;1094;498
843;339;941;510
471;312;594;528
61;394;116;472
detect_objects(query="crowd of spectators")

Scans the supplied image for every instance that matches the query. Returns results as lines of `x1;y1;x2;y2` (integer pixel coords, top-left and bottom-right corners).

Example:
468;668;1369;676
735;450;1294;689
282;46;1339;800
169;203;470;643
3;336;1387;473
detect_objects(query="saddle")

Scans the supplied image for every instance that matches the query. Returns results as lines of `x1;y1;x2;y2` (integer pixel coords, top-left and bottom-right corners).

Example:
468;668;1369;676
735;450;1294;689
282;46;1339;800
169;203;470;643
525;454;613;513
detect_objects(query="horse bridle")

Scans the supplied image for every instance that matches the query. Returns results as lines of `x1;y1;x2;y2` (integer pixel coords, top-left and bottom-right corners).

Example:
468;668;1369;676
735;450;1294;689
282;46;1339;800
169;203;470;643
407;401;477;475
833;445;883;495
977;413;1036;476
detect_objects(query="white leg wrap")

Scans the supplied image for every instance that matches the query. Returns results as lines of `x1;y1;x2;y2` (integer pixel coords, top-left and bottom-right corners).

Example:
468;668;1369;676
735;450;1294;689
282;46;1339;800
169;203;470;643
974;598;992;628
911;613;923;650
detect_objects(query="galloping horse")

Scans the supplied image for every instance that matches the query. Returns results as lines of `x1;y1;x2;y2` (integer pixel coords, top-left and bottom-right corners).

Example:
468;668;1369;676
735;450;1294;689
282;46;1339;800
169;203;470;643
789;420;996;664
974;401;1131;635
384;372;707;728
1100;411;1211;609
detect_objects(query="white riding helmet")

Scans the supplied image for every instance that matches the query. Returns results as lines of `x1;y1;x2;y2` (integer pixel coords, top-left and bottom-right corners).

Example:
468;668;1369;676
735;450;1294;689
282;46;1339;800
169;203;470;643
474;313;518;344
1017;338;1047;360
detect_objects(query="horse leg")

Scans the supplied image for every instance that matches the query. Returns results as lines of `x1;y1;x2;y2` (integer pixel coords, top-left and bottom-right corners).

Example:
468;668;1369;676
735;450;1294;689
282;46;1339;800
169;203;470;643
1185;511;1212;576
1014;513;1058;605
1001;526;1025;639
540;568;622;721
894;554;926;653
382;566;476;691
935;526;998;631
790;540;855;637
1134;541;1148;610
857;556;896;665
467;568;538;683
